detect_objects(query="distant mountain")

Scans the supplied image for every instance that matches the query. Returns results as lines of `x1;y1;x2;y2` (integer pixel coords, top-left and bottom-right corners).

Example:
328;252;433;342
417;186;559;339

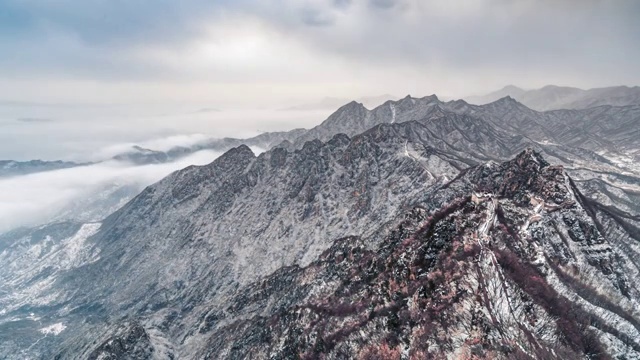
112;145;169;165
282;94;399;111
0;145;177;179
466;84;640;110
97;90;640;167
276;94;640;170
0;159;81;177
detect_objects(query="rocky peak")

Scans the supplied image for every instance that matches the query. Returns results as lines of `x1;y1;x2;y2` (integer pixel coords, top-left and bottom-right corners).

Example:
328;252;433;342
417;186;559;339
420;94;440;103
332;100;367;116
211;144;255;167
398;94;415;103
313;100;369;131
471;148;569;205
513;147;551;167
477;95;539;120
492;95;519;106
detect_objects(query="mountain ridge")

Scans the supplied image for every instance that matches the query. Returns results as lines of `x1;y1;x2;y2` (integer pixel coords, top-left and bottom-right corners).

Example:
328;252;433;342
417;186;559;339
466;85;640;111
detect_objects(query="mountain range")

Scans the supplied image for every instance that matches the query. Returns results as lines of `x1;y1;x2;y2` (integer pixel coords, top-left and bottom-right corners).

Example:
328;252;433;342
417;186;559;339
0;92;639;358
465;85;640;111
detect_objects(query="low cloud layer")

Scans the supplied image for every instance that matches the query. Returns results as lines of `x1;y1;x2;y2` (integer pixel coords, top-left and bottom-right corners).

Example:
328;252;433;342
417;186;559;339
0;150;224;232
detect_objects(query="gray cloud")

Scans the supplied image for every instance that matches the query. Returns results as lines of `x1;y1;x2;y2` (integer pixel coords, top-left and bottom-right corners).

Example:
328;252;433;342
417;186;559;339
0;0;223;45
0;0;638;102
300;6;337;27
287;1;640;69
16;117;54;123
369;0;397;9
333;0;353;9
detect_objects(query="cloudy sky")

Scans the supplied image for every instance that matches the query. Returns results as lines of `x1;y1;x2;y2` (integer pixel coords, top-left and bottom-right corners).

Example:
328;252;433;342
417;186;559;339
1;0;638;107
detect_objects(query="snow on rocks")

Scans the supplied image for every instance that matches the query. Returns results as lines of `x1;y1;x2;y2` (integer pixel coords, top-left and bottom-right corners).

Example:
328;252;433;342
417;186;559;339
40;323;66;336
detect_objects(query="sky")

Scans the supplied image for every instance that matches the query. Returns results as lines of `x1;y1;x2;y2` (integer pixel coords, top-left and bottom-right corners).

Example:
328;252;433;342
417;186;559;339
0;0;638;107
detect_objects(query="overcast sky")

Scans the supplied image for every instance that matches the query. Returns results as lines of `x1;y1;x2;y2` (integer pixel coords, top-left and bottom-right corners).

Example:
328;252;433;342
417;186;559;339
0;0;638;106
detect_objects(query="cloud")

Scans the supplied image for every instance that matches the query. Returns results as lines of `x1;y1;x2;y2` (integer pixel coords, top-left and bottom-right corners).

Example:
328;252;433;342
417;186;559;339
0;150;223;232
0;100;328;161
369;0;397;9
90;134;211;161
0;0;638;104
16;117;54;123
300;7;337;26
0;0;221;46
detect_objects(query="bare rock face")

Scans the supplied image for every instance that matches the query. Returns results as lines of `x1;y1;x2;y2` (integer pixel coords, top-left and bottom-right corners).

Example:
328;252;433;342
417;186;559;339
86;322;154;360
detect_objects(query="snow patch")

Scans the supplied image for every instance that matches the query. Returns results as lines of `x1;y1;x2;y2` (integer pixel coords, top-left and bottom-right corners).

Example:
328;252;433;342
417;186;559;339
40;322;66;335
58;222;102;270
389;103;396;124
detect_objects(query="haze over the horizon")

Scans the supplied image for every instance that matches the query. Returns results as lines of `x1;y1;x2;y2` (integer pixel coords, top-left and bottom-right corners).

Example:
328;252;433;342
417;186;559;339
1;0;638;107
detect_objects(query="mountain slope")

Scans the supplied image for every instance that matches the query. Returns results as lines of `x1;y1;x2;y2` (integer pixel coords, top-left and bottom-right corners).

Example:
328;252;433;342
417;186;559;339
193;149;640;359
75;150;640;359
2;121;455;358
0;111;544;357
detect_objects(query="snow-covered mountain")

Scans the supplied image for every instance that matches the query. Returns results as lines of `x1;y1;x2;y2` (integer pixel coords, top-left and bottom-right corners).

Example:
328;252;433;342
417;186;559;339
0;93;639;358
197;149;640;359
466;85;640;111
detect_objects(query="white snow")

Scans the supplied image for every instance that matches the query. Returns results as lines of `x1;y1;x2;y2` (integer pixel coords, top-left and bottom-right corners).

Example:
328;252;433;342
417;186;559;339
58;222;102;270
39;322;66;335
389;103;396;124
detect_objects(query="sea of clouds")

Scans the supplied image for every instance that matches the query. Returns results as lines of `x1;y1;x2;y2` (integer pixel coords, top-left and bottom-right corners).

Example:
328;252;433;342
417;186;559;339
0;149;224;232
0;102;328;232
